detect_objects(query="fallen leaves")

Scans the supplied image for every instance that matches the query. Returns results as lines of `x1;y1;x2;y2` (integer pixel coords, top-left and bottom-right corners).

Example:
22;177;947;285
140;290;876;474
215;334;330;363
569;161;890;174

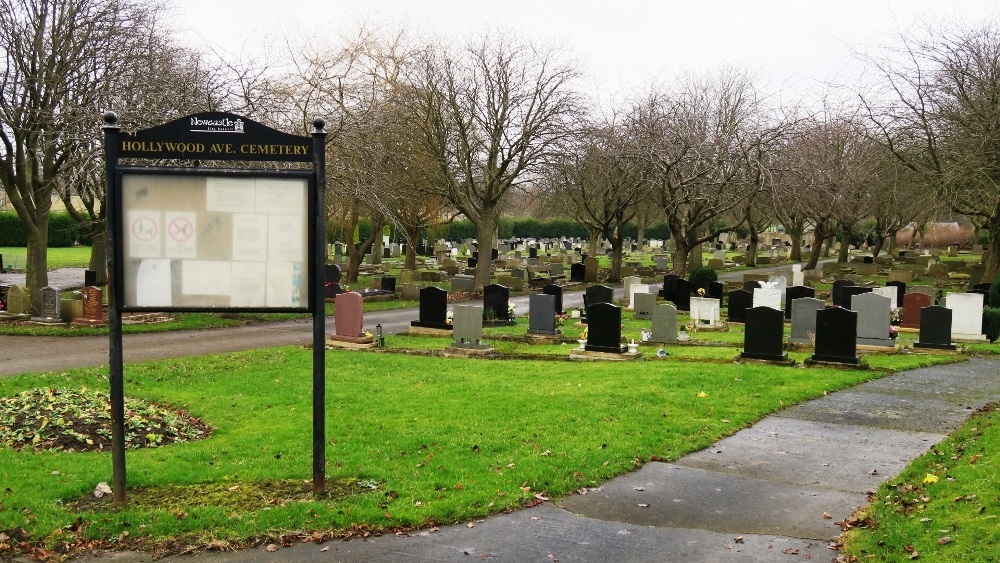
922;474;939;484
697;391;709;398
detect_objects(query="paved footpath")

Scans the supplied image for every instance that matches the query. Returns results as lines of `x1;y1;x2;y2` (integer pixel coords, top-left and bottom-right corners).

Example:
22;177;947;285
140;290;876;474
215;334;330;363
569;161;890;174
60;359;1000;562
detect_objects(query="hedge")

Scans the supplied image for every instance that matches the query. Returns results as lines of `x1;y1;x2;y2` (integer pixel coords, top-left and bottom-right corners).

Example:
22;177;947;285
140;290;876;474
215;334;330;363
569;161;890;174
0;211;87;247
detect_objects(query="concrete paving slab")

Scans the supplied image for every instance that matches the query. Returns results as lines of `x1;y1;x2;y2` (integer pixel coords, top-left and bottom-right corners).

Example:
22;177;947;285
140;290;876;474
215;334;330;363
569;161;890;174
858;358;1000;406
69;503;834;563
559;463;861;540
778;389;980;434
675;417;944;493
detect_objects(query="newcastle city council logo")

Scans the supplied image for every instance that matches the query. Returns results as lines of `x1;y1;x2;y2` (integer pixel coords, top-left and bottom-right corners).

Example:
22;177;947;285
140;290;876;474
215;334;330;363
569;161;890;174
189;116;244;133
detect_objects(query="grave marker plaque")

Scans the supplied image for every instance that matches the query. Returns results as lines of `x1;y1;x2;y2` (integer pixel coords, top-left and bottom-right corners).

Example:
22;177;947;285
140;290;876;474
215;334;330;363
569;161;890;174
37;286;60;321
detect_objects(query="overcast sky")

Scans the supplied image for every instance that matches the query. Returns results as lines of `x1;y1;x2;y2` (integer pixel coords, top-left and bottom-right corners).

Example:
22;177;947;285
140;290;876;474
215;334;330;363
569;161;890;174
168;0;998;106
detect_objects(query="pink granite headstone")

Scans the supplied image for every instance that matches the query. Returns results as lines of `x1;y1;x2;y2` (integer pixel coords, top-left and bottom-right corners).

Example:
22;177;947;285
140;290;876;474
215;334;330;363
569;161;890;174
900;292;932;329
334;291;364;337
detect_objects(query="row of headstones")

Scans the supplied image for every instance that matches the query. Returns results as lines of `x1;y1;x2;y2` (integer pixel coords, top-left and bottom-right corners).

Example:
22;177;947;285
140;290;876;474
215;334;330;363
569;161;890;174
0;283;105;325
410;284;566;330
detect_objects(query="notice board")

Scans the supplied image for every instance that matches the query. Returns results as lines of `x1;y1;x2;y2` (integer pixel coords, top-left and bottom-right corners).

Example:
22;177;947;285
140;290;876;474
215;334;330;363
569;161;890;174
120;170;311;310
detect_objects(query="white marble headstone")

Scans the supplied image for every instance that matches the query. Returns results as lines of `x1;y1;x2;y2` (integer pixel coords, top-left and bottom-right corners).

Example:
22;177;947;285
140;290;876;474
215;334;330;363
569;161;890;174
945;292;987;340
752;287;783;311
689;297;721;327
792;264;804;287
872;286;898;308
629;284;650;309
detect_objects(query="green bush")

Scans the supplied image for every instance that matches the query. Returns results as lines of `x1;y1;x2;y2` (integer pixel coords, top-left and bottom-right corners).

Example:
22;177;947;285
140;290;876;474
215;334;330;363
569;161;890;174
0;211;86;247
983;308;1000;342
990;272;1000;308
688;266;718;290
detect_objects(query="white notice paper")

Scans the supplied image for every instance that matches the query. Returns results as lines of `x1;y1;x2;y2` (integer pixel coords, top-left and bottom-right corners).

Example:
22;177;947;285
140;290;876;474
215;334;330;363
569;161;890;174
205;177;256;213
127;210;162;258
230;262;267;306
135;259;172;307
267;214;304;260
265;261;302;307
256;179;305;215
163;211;197;259
182;261;232;296
232;214;268;261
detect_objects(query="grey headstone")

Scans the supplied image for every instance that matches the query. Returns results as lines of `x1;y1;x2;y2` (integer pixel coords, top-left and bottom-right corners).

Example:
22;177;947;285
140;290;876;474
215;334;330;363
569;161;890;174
528;294;558;335
633;292;657;320
790;297;825;345
853;292;894;347
451;304;488;349
5;285;28;315
647;303;678;344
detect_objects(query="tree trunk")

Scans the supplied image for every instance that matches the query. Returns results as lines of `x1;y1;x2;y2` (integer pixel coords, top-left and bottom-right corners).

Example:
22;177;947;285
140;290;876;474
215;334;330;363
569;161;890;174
982;213;1000;282
588;231;600;257
607;230;623;284
25;224;50;315
687;242;703;271
88;230;108;285
403;224;420;270
837;229;851;263
671;240;692;278
804;230;826;270
746;234;759;267
474;210;498;289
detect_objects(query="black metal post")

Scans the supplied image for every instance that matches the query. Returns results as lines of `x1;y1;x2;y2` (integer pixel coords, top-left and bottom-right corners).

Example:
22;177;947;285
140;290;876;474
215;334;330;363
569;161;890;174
102;112;127;505
311;117;327;495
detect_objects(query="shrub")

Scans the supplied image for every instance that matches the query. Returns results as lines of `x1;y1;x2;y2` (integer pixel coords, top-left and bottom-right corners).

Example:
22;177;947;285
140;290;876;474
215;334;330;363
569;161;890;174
983;308;1000;343
989;272;1000;308
688;266;718;290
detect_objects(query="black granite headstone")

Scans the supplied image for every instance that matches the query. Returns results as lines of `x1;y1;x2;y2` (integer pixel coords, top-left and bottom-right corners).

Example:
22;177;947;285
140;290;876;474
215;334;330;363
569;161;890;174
741;306;788;361
726;289;752;323
410;286;451;330
810;307;860;364
742;280;762;292
570;263;585;282
380;277;396;293
706;281;725;301
491;248;499;260
542;284;564;314
84;269;98;287
467;257;477;268
669;278;691;311
784;286;816;320
483;284;511;323
831;279;854;307
584;302;625;353
913;305;957;350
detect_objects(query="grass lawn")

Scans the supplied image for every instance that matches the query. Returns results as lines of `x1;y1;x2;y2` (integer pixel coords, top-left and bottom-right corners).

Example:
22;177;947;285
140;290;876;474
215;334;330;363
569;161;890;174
0;341;964;558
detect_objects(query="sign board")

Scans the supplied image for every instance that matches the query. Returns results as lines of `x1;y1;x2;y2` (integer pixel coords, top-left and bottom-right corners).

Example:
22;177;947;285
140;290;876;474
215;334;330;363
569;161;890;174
119;171;311;311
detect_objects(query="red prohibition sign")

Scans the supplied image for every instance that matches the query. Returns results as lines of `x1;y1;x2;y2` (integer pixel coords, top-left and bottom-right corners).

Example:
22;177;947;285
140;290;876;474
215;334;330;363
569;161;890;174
131;216;158;241
168;217;194;242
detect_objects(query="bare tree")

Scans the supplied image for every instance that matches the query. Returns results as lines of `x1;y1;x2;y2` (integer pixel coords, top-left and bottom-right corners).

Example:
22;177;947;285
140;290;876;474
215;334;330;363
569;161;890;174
544;118;647;283
864;21;1000;278
0;0;167;311
403;35;582;288
631;70;781;277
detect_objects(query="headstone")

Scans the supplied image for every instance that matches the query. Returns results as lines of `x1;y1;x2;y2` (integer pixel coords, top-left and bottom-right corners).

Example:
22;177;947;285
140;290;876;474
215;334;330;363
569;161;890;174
945;292;987;340
831;279;854;307
742;280;762;292
324;264;343;298
655;256;669;271
84;269;98;287
633;292;657;320
400;283;421;302
853;293;894;347
570;262;586;282
73;286;106;326
909;285;936;302
791;264;804;287
752;287;782;312
541;284;564;315
583;284;615;321
887;270;913;283
334;292;364;337
4;285;29;315
647;303;678;344
452;305;488;349
789;297;825;345
707;258;725;270
380;277;396;294
810;307;860;364
628;283;650;309
872;286;898;308
690;297;722;328
927;263;950;279
411;286;451;330
726;289;752;323
886;281;907;304
0;284;9;311
528;294;558;335
667;278;691;311
912;305;957;350
483;284;512;323
452;274;475;293
584;257;599;283
855;263;878;276
842;286;872;309
741;307;788;361
34;286;60;321
584;302;625;353
706;281;725;301
784;286;816;320
623;276;641;306
900;292;932;329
